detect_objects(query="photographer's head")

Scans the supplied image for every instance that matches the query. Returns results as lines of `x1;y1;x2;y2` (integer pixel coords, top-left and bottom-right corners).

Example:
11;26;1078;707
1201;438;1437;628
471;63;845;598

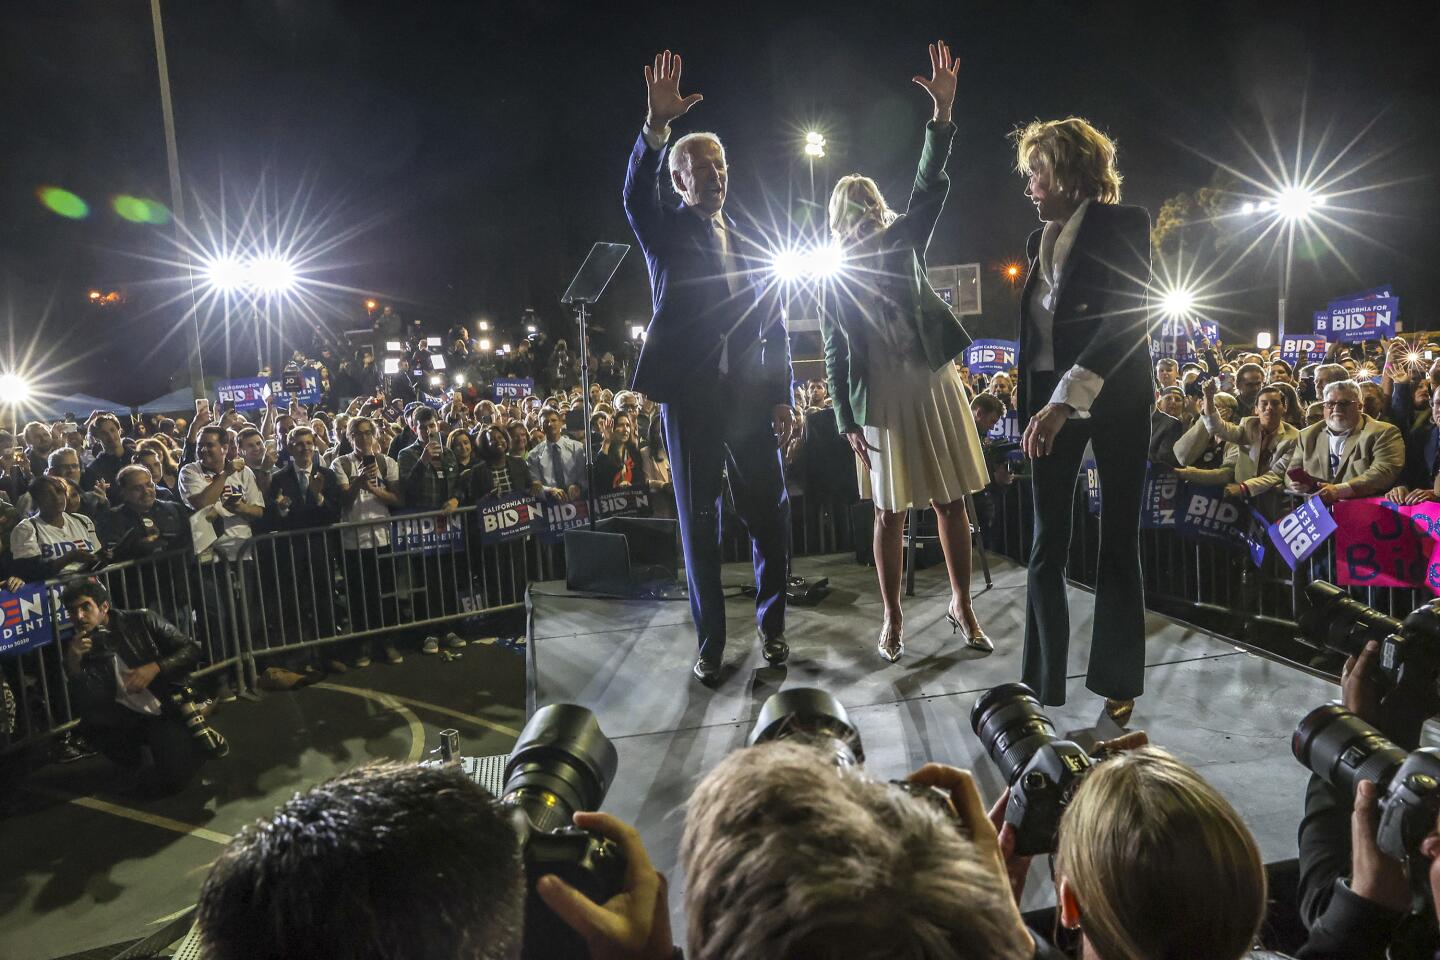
681;741;1029;960
197;763;524;960
1054;746;1265;960
61;579;111;633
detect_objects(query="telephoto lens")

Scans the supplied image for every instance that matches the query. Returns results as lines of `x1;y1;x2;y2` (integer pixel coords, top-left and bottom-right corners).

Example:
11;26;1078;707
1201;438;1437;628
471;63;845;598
1293;703;1440;874
748;687;865;767
1301;580;1403;659
502;703;618;833
970;683;1095;856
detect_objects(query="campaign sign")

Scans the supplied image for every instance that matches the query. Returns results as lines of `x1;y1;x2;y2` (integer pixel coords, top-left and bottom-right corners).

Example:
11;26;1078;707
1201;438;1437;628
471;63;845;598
392;511;465;554
1317;296;1399;343
1332;499;1440;592
964;340;1018;376
537;490;652;544
476;491;543;546
216;377;269;413
1082;457;1101;516
1176;486;1267;566
987;412;1022;443
494;378;535;400
1140;465;1181;529
1153;318;1218;362
0;583;53;656
1281;334;1329;367
420;393;446;410
268;370;323;406
1266;496;1338;570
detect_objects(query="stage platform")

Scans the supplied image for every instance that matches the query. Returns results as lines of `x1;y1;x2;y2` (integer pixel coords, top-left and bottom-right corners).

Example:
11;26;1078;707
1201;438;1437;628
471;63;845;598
530;550;1337;915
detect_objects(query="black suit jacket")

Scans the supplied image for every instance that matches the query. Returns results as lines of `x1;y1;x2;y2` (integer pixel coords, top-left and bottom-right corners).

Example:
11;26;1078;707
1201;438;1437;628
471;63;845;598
1018;202;1154;420
622;133;791;405
264;461;342;531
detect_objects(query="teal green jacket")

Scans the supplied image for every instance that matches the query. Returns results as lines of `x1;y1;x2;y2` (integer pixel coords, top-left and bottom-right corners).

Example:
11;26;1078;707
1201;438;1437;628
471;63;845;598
820;121;971;433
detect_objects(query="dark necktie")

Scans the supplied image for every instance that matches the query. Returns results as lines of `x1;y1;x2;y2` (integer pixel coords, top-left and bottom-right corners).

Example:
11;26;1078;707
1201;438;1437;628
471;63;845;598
550;443;564;488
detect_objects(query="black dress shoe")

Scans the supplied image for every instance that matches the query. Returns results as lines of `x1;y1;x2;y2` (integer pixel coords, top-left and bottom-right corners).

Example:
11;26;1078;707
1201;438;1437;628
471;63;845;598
759;628;789;665
693;656;721;684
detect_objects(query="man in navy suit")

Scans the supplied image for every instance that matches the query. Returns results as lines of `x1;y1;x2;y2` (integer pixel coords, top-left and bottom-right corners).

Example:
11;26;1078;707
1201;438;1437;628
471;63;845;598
622;50;792;684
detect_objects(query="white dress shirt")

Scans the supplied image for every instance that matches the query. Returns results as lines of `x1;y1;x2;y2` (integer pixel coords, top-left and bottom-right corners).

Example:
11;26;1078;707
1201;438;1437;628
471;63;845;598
1025;198;1104;418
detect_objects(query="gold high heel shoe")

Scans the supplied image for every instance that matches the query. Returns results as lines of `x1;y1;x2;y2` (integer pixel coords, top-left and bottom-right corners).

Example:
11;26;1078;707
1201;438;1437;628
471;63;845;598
1103;698;1136;726
946;608;994;654
877;620;904;663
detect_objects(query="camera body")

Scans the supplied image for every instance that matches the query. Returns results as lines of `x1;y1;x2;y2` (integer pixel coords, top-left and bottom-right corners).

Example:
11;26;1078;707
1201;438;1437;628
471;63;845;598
1376;750;1440;867
971;682;1096;856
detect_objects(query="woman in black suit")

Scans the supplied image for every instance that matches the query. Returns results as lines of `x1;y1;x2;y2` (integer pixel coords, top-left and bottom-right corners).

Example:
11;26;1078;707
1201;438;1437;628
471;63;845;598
593;412;643;495
1012;118;1152;722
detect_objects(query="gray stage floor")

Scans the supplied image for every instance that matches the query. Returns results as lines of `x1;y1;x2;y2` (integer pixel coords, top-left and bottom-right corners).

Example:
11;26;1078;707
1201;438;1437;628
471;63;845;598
531;551;1337;915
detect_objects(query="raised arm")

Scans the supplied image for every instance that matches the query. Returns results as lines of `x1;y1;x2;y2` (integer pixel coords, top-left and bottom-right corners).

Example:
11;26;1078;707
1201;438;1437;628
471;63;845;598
898;41;960;252
623;51;704;249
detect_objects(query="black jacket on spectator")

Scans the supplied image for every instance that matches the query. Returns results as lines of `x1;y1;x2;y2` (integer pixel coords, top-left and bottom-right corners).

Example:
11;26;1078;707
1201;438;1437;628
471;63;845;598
83;451;129;500
68;608;199;704
264;461;342;531
467;456;534;501
594;444;642;494
1148;409;1185;467
100;500;194;560
1398;421;1440;492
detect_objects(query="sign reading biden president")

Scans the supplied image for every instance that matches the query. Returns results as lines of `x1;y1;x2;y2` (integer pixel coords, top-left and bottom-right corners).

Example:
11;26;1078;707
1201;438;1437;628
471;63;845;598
1;583;54;657
392;511;465;555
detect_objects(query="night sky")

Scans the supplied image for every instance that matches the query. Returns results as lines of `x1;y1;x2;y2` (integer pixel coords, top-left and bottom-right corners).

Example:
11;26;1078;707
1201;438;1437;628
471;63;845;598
3;0;1437;405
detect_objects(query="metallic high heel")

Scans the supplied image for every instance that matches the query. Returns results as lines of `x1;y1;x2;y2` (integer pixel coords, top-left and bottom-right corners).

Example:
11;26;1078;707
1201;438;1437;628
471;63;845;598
1103;698;1136;726
878;620;904;663
946;609;993;654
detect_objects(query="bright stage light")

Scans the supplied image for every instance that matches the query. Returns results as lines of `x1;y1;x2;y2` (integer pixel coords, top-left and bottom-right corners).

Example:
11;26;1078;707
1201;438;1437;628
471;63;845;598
807;240;845;279
478;320;489;331
630;324;645;340
0;372;31;405
428;374;443;387
205;256;249;292
1256;331;1273;350
526;324;537;334
771;242;846;283
1240;201;1256;215
382;358;401;375
1159;286;1198;319
454;373;467;386
478;338;491;351
1274;185;1323;223
501;343;511;353
365;299;377;310
250;256;297;294
772;248;806;282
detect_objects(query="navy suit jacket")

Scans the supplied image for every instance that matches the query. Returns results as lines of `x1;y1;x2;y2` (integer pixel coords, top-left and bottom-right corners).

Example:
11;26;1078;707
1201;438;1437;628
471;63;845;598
622;133;792;406
1017;202;1154;421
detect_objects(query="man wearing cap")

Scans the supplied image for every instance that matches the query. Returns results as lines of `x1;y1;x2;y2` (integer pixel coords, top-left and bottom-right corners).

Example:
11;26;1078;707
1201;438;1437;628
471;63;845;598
1149;386;1187;467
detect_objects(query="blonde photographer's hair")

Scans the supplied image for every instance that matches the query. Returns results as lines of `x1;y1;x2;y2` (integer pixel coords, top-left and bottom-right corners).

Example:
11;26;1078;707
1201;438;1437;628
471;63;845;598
828;174;897;240
1011;117;1123;205
1054;747;1264;960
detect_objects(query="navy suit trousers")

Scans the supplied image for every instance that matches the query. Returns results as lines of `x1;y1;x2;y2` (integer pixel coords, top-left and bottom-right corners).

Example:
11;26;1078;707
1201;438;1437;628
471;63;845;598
662;379;789;662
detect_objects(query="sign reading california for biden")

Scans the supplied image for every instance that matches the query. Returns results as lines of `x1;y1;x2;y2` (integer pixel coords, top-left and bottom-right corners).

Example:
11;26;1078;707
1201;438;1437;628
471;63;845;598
476;491;544;545
1;583;54;656
1316;293;1399;343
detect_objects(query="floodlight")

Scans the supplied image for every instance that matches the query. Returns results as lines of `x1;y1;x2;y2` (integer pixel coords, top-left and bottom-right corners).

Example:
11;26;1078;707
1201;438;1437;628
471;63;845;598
430;354;447;371
1256;331;1273;350
426;336;442;348
804;142;825;158
805;131;824;145
630;324;645;340
0;372;31;405
478;320;490;331
382;358;401;375
454;373;467;386
250;255;296;294
771;248;807;282
385;341;403;352
1240;201;1256;215
478;337;492;351
365;299;377;310
502;343;512;353
1257;200;1273;212
205;256;249;292
807;241;845;279
1274;185;1322;223
1159;287;1197;319
526;324;537;334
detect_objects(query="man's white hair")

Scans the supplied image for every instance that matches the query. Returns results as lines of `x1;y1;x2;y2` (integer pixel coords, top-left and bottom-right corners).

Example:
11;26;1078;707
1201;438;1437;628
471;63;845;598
1323;378;1362;401
668;132;725;177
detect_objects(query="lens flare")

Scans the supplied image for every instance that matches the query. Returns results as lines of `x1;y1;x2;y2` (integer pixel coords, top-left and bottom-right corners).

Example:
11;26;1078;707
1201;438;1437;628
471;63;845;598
38;186;89;219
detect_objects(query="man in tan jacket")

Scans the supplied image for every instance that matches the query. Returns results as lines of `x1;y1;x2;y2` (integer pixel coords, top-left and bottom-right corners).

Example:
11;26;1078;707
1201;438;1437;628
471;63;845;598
1186;381;1300;510
1262;379;1404;505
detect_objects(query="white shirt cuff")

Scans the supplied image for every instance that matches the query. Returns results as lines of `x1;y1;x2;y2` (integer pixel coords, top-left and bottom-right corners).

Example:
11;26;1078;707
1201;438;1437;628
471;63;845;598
642;122;670;150
1048;365;1104;419
1200;412;1223;435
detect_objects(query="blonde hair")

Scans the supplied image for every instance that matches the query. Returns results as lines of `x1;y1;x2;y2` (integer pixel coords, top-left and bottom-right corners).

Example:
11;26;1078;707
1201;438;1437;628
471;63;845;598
827;174;897;240
1011;117;1123;205
1055;747;1265;960
681;741;1028;960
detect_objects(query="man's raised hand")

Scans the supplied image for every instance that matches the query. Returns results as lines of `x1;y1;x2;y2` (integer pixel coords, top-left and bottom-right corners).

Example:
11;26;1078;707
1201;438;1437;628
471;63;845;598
912;40;960;123
644;50;702;130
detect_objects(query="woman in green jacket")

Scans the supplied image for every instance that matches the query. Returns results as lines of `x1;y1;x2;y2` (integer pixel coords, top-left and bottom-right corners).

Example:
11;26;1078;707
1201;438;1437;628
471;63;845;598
821;40;989;663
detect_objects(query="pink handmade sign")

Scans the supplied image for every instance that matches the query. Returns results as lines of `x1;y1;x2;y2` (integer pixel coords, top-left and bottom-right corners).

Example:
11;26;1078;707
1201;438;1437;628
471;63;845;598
1332;499;1440;593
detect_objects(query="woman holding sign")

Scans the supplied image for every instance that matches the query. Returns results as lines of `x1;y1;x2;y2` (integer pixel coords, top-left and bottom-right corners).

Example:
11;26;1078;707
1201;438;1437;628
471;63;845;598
1012;117;1153;724
821;41;989;663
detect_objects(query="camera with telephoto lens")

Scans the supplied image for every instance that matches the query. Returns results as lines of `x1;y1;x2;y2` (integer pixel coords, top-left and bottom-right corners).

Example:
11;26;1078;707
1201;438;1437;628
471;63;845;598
427;704;625;960
747;688;957;820
168;685;229;757
970;682;1097;856
1300;581;1440;743
1294;703;1440;891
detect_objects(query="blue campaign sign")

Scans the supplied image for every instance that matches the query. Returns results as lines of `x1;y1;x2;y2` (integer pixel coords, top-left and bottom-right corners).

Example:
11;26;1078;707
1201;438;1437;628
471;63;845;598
1176;486;1267;567
1141;464;1181;529
0;583;54;656
1267;496;1338;570
217;377;269;413
1152;318;1217;362
420;393;446;410
391;511;465;554
1316;296;1399;343
268;371;323;406
476;491;544;545
1281;334;1328;367
964;340;1018;376
987;411;1022;443
494;378;535;400
1082;457;1101;516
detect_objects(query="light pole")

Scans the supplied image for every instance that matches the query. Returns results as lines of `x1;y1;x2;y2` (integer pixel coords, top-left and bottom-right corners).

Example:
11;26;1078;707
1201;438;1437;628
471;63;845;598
1241;185;1324;344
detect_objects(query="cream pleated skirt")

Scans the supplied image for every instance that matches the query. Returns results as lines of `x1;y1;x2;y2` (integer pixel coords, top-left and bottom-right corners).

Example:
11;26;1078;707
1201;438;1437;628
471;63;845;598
859;359;989;512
